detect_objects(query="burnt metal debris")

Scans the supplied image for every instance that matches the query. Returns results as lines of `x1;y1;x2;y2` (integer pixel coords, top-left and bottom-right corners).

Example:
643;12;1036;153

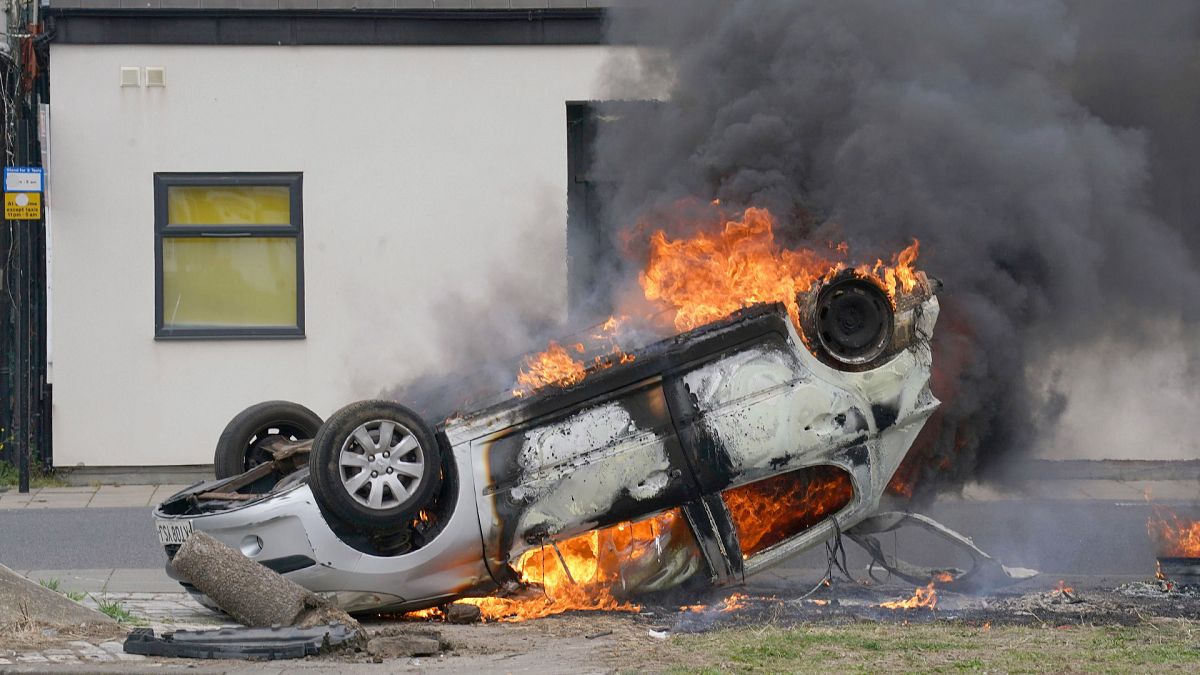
848;511;1038;594
123;624;359;660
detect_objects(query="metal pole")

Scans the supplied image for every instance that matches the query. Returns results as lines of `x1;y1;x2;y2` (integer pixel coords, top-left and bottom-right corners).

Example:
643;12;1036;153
14;119;29;493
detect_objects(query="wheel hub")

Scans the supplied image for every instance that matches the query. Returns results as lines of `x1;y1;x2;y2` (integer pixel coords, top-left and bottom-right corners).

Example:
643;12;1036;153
337;419;425;511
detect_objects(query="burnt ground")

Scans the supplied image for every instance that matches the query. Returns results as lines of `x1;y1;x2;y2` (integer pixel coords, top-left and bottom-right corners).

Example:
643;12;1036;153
339;572;1200;672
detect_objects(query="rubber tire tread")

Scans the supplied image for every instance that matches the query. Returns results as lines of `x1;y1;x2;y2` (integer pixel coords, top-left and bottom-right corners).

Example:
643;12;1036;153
308;399;442;532
214;400;323;479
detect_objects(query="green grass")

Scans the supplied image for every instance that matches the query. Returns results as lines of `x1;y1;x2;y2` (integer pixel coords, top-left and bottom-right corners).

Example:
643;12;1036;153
648;621;1200;673
89;595;145;625
39;577;89;604
0;460;68;488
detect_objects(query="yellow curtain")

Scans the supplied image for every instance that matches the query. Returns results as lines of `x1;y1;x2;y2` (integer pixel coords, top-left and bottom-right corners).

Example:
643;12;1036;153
161;185;298;329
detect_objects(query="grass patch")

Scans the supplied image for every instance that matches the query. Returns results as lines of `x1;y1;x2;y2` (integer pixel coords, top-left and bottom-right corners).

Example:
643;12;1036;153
38;577;87;603
89;595;145;625
642;621;1200;673
0;460;68;488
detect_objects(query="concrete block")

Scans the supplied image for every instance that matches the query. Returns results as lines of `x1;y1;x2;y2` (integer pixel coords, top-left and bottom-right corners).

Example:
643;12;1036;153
367;634;441;658
1;564;116;626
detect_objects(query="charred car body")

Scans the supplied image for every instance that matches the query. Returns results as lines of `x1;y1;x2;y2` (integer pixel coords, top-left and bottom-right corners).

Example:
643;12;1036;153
155;273;941;613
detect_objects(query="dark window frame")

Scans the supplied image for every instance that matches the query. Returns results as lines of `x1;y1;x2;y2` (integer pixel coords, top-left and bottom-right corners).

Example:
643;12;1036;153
153;172;305;340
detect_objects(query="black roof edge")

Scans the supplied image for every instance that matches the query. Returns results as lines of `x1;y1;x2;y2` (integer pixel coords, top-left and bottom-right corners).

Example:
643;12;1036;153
47;7;612;46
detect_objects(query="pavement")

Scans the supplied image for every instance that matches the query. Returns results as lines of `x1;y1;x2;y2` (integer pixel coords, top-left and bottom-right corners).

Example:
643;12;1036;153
0;485;190;510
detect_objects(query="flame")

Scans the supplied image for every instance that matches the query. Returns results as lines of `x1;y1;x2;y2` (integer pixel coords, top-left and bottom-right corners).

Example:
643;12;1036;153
640;207;919;333
880;582;938;610
933;571;955;583
450;510;688;622
512;317;634;397
722;466;855;558
1146;503;1200;558
512;341;587;395
679;592;748;615
1053;580;1074;595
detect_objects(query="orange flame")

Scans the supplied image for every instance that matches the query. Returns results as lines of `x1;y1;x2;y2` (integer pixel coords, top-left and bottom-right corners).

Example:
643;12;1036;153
448;510;688;622
512;341;587;396
722;466;855;559
640;207;919;333
880;582;938;610
1147;504;1200;558
512;317;634;397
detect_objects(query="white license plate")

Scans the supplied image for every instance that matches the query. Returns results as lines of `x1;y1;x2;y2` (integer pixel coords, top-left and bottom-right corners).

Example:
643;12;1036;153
155;518;194;546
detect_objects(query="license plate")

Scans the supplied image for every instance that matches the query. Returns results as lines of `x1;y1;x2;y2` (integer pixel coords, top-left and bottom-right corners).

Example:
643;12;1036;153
155;518;194;546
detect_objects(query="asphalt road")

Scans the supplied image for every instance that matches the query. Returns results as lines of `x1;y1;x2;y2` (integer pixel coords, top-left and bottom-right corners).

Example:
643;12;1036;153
0;507;167;570
0;498;1179;577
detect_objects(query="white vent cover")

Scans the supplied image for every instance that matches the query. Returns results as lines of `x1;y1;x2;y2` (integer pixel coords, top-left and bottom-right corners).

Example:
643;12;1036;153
145;67;166;87
119;67;141;88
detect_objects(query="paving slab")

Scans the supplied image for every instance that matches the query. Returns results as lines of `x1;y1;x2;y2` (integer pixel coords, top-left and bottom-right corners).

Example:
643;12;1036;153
88;495;154;508
94;485;157;497
24;497;93;509
24;569;113;594
0;495;35;509
149;484;190;504
106;568;178;593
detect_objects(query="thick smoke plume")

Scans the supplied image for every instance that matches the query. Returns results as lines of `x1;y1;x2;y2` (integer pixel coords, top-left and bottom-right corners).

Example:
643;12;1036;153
594;1;1200;496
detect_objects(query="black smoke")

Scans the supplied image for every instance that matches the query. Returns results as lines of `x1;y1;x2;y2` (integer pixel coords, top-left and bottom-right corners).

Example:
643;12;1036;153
593;1;1200;497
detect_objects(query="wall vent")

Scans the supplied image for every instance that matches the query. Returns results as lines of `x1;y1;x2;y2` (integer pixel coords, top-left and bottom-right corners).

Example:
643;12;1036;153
145;67;166;88
119;67;141;88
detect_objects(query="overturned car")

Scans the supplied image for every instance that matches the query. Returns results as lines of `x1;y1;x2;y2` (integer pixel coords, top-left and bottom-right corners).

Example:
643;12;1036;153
154;272;941;613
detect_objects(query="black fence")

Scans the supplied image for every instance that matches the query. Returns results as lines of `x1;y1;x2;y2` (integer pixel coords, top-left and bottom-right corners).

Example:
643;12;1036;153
0;35;52;491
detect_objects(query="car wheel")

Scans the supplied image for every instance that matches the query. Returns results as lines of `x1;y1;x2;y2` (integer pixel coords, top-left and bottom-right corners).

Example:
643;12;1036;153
214;401;324;479
814;277;895;366
308;400;442;532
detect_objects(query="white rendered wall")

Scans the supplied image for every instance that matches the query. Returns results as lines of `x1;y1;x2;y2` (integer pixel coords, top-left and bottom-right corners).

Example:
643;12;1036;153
49;44;616;466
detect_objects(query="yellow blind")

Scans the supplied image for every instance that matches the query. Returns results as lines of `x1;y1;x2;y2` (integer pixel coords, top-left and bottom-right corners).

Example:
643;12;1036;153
167;186;290;226
162;237;298;328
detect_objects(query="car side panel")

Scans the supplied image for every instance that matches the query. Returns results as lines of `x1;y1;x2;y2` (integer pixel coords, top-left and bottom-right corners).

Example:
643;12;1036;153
469;379;698;578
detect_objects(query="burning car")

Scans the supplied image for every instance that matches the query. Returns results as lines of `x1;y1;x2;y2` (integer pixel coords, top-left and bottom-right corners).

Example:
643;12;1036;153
153;209;942;616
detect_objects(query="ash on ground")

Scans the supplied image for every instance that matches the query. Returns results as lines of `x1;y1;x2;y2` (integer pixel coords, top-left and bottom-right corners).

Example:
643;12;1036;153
618;575;1200;635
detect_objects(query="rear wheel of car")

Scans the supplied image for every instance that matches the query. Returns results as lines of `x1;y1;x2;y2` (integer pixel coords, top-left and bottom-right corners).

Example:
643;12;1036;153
814;277;895;366
214;401;324;479
308;400;442;532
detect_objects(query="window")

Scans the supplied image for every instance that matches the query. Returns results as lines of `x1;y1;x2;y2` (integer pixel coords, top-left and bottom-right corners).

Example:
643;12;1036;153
154;173;304;339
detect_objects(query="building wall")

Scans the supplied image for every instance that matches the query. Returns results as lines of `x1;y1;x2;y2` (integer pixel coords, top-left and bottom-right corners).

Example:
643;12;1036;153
49;43;616;466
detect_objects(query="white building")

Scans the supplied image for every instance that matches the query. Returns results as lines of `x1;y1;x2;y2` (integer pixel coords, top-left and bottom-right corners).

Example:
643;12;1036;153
47;3;619;470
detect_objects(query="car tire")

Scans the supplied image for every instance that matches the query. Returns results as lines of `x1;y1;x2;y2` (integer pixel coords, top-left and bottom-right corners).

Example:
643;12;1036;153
308;400;442;532
814;276;895;366
214;401;324;479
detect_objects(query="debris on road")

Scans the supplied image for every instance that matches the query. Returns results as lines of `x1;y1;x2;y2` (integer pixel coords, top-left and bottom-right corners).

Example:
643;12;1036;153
365;628;446;660
123;624;359;660
444;603;482;624
156;531;365;659
171;531;357;631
